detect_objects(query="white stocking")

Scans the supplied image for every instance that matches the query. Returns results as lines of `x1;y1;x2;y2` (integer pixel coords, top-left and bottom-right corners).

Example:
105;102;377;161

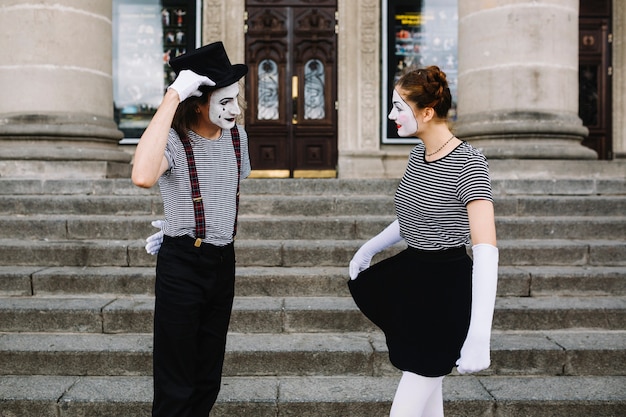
421;376;444;417
389;372;445;417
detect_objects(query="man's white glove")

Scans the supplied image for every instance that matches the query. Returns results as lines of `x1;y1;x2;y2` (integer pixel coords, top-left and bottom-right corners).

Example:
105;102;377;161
456;243;499;374
145;220;165;255
168;69;216;102
349;220;403;280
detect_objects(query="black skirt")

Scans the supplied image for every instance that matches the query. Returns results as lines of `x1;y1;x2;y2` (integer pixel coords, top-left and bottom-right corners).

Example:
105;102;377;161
348;246;472;377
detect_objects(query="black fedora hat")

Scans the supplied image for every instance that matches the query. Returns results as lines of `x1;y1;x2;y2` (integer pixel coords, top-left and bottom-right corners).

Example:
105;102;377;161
169;42;248;89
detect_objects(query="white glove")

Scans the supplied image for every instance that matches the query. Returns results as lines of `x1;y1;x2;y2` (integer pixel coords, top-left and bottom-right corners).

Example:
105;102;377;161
456;243;499;374
349;220;403;280
167;69;216;101
145;220;165;255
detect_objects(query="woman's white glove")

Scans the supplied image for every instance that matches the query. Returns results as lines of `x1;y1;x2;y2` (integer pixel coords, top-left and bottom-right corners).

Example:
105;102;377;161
456;243;499;374
145;220;165;255
349;220;403;280
167;69;216;101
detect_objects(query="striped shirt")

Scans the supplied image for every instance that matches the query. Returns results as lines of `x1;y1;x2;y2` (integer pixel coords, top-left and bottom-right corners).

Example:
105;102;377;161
158;125;251;246
394;141;493;250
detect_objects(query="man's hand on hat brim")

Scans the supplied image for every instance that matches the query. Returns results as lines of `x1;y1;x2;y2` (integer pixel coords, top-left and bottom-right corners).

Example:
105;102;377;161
168;69;216;102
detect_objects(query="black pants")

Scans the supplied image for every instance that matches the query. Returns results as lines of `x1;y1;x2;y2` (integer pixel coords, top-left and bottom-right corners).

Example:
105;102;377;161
152;235;235;417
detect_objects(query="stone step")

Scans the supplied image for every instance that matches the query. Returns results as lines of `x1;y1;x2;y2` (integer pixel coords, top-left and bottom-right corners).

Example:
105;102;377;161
2;194;626;217
0;296;624;333
2;265;624;298
0;174;624;417
494;195;626;217
0;238;624;268
0;195;162;216
0;178;394;196
1;374;624;417
495;216;626;240
0;330;624;377
2;214;625;241
1;176;624;197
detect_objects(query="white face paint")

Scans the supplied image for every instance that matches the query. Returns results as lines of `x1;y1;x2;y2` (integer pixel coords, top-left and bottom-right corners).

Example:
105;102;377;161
209;83;241;129
388;89;418;137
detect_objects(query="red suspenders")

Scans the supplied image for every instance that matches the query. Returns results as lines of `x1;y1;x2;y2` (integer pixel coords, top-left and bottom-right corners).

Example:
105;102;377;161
179;127;242;247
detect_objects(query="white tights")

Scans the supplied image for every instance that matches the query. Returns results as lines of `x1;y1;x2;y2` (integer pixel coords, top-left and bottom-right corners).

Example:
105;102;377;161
389;372;445;417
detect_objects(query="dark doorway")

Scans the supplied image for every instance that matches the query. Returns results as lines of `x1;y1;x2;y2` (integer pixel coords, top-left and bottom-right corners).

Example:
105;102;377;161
579;0;613;159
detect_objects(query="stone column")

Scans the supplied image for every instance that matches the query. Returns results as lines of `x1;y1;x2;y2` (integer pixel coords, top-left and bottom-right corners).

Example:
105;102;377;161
337;0;410;178
203;0;245;61
454;0;597;159
0;0;130;179
336;0;383;177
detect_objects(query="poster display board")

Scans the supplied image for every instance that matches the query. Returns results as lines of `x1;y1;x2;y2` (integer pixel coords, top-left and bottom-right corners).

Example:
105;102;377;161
382;0;458;144
113;0;198;140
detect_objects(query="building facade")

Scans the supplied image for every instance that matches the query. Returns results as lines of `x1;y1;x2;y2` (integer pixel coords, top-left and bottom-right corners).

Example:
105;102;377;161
0;0;624;179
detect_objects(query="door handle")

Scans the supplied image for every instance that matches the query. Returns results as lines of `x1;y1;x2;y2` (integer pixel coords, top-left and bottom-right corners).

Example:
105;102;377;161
292;75;298;124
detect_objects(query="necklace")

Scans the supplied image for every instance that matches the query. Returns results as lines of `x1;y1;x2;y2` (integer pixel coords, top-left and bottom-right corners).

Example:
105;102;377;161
426;134;455;157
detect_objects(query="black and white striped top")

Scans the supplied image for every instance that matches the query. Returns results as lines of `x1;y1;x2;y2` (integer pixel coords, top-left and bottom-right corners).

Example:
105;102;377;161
394;141;493;250
158;126;251;246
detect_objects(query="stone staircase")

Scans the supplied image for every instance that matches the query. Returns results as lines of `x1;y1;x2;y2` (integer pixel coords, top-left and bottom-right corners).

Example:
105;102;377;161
0;174;625;417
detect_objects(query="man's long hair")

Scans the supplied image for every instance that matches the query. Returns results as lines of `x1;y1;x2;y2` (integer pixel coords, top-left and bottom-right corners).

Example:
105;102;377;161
171;86;212;139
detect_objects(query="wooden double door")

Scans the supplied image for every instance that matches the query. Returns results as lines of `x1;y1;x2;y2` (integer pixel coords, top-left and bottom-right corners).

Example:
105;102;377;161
245;0;338;177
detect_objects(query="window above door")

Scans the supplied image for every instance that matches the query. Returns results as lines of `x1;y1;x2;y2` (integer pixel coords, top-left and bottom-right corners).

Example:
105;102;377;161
382;0;458;144
112;0;200;142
